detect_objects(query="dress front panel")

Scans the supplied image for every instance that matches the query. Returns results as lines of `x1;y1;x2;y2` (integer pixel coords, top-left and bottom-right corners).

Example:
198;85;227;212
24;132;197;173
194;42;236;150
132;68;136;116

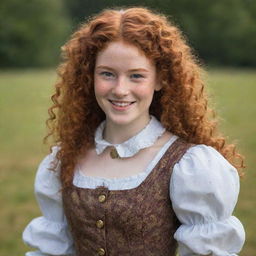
62;138;193;256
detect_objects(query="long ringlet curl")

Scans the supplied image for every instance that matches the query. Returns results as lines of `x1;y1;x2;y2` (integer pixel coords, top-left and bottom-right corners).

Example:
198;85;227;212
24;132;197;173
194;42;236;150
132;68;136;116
44;7;245;188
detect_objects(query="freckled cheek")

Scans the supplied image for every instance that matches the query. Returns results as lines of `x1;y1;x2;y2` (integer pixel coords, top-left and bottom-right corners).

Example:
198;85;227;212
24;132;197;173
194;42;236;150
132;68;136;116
133;86;155;101
94;80;111;97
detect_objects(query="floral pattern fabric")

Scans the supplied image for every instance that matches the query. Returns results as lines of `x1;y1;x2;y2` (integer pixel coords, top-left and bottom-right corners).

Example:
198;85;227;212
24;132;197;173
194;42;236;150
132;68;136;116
62;138;193;256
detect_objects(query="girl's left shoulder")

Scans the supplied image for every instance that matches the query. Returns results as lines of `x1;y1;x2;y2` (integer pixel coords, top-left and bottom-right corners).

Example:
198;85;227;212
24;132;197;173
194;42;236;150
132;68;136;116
170;143;240;215
178;143;239;181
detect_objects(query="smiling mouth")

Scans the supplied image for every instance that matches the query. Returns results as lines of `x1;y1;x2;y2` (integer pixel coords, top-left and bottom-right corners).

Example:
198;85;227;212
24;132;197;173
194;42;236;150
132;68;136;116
109;100;136;107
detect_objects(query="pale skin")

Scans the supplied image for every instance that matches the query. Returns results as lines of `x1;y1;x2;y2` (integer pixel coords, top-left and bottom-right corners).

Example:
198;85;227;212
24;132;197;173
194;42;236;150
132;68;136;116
78;132;172;179
79;40;173;179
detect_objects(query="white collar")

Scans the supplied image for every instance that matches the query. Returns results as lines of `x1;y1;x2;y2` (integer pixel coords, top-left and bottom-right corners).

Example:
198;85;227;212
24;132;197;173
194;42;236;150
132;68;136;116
94;116;166;158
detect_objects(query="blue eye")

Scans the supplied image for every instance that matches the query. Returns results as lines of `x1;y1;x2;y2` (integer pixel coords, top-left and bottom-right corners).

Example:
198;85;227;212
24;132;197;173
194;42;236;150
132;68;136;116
131;74;144;79
100;71;114;77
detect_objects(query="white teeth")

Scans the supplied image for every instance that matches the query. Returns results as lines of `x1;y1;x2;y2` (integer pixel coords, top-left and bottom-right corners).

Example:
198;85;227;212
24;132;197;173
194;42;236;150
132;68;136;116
110;101;134;107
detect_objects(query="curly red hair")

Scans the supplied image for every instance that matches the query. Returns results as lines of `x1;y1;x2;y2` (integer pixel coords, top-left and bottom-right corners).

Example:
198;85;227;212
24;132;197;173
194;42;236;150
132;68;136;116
45;7;244;188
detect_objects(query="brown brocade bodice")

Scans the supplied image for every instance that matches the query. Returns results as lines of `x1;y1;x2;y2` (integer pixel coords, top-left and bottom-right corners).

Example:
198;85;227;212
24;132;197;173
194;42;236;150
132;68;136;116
62;138;193;256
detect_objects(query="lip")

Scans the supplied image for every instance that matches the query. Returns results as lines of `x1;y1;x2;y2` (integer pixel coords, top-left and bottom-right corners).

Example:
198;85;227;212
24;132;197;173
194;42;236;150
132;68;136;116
108;99;136;111
109;100;136;103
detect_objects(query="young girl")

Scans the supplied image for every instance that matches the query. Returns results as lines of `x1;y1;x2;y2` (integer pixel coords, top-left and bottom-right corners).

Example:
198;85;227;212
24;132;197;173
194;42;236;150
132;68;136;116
23;7;245;256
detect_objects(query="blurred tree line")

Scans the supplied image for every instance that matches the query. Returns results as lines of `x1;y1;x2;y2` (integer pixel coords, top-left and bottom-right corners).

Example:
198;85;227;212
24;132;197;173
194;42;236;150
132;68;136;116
1;0;256;68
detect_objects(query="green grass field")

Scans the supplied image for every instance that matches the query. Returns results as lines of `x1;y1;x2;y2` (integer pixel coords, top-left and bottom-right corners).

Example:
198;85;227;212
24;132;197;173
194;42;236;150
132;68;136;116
0;69;255;255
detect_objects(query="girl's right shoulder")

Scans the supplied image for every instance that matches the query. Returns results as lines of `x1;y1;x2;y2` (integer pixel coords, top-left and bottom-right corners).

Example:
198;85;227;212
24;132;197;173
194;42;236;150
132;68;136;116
35;146;61;194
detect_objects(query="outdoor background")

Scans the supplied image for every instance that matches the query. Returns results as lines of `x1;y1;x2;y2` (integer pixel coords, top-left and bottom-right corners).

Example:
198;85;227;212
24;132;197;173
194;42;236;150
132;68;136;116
0;0;255;255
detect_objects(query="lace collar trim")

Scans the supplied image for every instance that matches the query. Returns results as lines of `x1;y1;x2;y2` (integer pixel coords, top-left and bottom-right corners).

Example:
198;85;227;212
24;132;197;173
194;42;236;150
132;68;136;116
94;116;166;158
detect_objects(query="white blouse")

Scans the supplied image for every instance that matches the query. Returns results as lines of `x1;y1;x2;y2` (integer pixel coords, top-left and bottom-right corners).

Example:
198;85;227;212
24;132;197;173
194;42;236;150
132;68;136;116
22;120;245;256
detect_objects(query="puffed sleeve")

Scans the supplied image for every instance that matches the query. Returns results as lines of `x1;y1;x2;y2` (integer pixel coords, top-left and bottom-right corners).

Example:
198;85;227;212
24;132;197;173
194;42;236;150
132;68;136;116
170;145;245;256
22;146;75;256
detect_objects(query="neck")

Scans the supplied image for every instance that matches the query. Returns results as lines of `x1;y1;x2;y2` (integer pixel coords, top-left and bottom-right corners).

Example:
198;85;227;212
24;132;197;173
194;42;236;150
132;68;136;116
104;115;151;144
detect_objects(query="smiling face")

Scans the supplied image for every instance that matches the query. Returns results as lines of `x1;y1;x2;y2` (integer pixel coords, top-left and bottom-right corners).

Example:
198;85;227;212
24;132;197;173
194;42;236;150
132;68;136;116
94;41;161;130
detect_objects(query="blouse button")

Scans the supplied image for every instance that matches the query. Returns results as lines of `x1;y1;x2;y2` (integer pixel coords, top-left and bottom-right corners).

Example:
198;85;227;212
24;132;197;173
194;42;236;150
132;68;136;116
96;219;104;229
98;194;106;203
97;247;105;255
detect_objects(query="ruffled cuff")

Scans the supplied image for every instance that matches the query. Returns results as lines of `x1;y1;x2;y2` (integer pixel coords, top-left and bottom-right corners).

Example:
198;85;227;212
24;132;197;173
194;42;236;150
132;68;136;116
25;251;62;256
174;216;245;256
25;251;49;256
25;251;75;256
23;216;74;255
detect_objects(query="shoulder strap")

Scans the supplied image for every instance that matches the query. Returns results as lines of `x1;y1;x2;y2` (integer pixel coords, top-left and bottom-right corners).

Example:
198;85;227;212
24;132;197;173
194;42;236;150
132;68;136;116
162;137;194;173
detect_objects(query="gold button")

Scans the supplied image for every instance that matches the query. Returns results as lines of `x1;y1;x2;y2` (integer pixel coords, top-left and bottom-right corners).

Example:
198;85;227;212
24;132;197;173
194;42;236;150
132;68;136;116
98;194;106;203
96;219;104;229
97;247;105;255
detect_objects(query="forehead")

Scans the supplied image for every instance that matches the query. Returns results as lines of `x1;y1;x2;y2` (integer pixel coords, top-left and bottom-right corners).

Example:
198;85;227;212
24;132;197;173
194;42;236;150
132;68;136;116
95;41;155;70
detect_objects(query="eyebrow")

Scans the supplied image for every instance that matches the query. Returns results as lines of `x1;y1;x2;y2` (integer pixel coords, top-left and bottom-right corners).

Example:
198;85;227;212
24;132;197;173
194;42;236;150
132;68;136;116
95;65;149;72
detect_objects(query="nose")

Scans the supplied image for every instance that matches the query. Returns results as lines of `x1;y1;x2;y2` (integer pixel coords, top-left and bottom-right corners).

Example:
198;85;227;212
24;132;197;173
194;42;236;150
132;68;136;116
112;76;129;97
